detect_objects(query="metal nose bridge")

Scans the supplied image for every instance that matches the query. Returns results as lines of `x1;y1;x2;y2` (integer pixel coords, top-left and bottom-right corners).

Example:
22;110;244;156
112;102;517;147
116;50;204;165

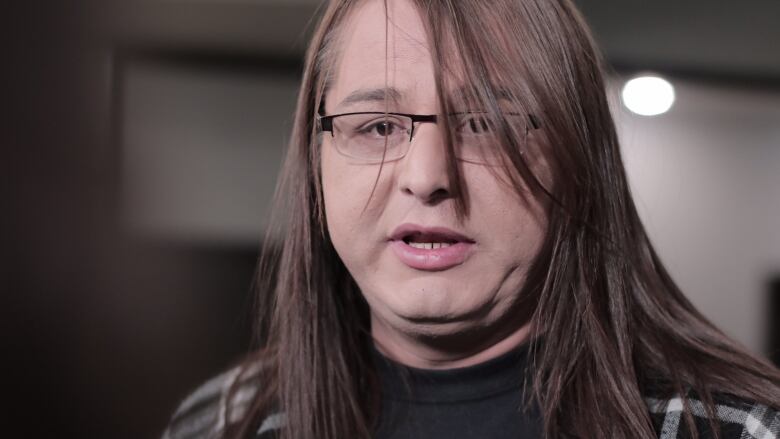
408;114;439;141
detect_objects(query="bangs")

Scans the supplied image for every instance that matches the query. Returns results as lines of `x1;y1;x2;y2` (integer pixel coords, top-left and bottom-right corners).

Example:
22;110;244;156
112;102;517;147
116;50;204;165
312;0;576;220
414;0;556;214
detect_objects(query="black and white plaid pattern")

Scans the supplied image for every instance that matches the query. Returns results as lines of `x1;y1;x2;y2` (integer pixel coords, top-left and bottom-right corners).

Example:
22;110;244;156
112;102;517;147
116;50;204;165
163;367;779;439
647;395;780;439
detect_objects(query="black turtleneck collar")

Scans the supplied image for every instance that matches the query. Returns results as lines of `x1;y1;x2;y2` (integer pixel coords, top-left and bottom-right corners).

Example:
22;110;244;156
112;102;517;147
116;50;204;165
371;340;534;403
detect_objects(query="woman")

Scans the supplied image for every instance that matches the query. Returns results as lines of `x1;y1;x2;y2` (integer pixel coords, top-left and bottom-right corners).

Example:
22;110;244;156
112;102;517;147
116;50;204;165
163;0;780;438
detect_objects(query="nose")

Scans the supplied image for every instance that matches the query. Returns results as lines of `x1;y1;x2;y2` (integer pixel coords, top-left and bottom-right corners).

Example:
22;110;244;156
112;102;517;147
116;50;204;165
396;123;452;204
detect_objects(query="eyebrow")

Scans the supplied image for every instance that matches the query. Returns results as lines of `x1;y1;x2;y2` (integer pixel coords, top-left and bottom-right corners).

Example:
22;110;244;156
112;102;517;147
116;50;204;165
337;87;403;110
333;84;517;112
449;85;517;104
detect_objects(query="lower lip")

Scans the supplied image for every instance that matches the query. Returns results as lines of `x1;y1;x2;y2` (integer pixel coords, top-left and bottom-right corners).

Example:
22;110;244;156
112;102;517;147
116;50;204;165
389;240;474;271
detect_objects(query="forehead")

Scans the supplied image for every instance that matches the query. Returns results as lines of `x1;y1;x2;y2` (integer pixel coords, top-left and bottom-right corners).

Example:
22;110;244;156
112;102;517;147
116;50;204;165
328;0;437;112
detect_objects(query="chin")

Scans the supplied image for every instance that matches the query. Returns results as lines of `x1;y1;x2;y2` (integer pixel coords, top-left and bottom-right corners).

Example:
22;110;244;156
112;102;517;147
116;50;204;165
387;277;457;308
379;284;489;324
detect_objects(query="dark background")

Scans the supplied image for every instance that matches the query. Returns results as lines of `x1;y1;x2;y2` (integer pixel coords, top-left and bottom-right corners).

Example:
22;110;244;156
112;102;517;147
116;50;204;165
4;1;779;437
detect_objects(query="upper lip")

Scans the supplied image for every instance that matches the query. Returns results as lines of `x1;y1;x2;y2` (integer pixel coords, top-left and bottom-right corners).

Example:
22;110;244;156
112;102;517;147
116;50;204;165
389;223;475;243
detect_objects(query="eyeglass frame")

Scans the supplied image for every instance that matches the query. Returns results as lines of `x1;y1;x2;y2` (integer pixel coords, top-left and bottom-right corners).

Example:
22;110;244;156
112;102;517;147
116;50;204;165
317;110;541;142
316;110;541;164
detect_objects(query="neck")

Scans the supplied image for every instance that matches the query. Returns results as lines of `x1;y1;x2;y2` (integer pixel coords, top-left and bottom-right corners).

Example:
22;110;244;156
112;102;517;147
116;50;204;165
371;315;533;370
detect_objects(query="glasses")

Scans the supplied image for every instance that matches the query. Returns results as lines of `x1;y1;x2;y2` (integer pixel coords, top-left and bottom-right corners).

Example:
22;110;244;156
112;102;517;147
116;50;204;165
317;111;540;164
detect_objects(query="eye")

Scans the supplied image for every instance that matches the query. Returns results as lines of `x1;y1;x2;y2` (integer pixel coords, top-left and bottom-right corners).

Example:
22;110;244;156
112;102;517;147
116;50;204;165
458;114;494;135
358;118;404;138
373;121;395;136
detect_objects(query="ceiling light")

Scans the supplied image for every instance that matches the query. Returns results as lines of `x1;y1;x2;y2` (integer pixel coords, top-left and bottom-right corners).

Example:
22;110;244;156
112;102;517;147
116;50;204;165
621;75;676;116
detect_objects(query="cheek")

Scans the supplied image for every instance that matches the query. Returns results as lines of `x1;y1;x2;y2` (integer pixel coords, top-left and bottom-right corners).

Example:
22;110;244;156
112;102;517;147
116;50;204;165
321;144;359;235
321;142;389;257
524;134;555;195
467;167;548;261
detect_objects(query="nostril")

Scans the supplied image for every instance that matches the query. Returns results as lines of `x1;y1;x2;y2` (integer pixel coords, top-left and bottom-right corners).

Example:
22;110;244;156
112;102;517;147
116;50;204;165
401;182;451;205
427;188;451;204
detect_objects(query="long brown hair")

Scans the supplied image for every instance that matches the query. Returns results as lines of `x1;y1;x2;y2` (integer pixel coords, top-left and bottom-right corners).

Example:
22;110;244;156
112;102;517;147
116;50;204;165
227;0;780;438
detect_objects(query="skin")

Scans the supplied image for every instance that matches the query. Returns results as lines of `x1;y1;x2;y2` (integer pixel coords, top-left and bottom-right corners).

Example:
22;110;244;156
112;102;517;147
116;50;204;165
321;0;548;369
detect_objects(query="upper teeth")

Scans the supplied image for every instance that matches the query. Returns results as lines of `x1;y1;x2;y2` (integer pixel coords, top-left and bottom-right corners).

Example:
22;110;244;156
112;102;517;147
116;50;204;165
408;242;452;249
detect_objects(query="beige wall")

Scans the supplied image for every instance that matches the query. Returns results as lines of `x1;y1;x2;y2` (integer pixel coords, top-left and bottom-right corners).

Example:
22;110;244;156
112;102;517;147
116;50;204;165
613;78;780;353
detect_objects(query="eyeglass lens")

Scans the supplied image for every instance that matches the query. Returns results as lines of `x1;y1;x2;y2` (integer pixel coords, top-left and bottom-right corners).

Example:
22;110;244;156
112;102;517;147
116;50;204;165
330;112;528;164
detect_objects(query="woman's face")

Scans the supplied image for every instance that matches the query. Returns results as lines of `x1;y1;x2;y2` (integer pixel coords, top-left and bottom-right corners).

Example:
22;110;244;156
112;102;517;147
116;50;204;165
321;0;548;349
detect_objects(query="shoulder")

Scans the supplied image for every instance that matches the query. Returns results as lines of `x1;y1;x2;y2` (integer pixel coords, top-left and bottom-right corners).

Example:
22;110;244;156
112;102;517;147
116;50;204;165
645;392;779;439
161;361;277;439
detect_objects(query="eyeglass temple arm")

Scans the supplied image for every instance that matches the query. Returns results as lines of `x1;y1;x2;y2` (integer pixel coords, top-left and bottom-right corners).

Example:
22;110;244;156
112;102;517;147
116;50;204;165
318;112;541;134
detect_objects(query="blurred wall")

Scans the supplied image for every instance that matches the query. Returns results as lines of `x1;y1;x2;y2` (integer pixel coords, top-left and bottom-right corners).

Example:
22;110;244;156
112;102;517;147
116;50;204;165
119;57;295;244
612;79;780;352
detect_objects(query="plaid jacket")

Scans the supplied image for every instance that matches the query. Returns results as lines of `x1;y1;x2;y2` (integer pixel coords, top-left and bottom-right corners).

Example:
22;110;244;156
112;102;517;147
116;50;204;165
646;393;779;439
163;368;780;439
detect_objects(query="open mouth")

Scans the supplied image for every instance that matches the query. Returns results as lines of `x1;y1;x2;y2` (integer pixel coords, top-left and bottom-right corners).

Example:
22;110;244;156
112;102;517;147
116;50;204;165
389;224;475;271
401;233;459;250
390;224;474;245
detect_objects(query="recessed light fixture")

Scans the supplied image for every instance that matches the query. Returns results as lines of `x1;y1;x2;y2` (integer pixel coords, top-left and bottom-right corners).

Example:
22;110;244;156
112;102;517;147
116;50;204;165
621;75;675;116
